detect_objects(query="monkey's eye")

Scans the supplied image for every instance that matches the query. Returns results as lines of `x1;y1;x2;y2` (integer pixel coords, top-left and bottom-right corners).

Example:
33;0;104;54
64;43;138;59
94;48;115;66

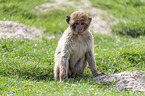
81;23;85;25
75;23;79;25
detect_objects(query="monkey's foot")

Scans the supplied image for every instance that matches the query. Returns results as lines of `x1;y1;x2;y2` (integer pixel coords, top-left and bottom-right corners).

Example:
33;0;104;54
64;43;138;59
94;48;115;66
95;72;106;77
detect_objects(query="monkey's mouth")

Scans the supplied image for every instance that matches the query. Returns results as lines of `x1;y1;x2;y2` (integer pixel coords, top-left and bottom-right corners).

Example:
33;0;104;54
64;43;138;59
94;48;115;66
77;31;84;34
75;29;84;34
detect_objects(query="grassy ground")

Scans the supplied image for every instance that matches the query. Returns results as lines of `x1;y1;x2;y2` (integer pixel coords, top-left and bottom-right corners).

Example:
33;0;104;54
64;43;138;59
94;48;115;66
0;0;145;95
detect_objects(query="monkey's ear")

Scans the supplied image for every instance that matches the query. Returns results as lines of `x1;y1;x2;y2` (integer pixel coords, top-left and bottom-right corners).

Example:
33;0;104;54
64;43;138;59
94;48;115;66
88;16;92;23
66;16;70;24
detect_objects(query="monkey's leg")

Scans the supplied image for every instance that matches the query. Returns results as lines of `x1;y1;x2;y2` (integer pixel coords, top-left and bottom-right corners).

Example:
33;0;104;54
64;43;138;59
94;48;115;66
59;56;69;81
72;56;88;78
54;53;61;81
54;63;59;80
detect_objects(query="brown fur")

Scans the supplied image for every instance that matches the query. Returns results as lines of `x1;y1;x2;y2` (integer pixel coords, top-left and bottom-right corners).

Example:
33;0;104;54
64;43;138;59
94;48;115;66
54;11;103;81
70;11;89;21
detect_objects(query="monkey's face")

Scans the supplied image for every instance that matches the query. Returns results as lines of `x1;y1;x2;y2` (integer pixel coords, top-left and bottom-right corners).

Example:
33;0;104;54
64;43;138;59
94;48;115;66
71;20;89;34
66;11;92;34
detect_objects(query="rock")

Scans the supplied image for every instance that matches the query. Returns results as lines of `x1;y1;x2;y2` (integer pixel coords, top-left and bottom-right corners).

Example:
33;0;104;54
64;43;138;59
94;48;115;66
93;71;145;92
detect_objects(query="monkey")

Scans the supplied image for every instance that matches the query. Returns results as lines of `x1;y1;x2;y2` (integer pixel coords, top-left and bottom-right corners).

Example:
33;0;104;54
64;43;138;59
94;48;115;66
54;11;105;81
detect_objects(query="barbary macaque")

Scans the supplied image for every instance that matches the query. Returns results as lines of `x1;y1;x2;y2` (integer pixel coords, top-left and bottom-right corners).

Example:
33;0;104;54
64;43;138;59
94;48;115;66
54;11;104;81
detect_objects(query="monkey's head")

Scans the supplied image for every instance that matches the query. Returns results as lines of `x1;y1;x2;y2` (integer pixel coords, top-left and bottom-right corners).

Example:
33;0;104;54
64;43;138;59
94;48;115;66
66;11;92;34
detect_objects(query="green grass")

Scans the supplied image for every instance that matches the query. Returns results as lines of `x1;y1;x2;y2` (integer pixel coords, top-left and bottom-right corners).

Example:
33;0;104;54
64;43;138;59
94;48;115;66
68;0;81;2
0;35;145;95
0;38;56;80
93;34;145;73
0;0;145;95
90;0;145;37
1;76;144;96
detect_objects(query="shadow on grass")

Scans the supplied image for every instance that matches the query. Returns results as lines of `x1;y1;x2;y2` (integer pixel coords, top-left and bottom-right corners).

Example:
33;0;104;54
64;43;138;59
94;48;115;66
1;67;114;90
121;53;145;64
1;66;54;81
67;73;113;89
17;70;54;81
112;22;145;38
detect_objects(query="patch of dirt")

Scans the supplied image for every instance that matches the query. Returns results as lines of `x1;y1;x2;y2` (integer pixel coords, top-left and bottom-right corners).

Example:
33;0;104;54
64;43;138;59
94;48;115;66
36;0;119;34
93;71;145;92
0;21;42;40
0;21;54;40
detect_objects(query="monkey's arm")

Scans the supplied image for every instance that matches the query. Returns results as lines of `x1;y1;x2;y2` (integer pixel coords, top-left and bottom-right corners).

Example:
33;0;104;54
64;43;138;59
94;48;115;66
86;49;100;76
59;44;71;81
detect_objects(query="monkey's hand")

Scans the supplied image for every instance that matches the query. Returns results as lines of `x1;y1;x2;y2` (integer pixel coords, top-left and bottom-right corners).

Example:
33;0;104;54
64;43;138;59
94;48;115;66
94;72;106;77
